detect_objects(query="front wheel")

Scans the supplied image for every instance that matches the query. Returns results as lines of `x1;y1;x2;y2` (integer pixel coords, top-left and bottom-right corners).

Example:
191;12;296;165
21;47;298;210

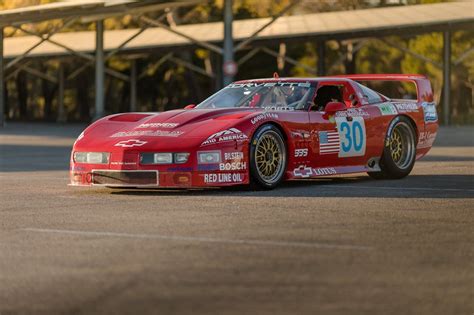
249;125;287;189
368;116;416;180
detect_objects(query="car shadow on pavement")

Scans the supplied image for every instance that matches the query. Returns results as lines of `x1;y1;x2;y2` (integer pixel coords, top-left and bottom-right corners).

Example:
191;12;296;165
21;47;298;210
108;174;474;199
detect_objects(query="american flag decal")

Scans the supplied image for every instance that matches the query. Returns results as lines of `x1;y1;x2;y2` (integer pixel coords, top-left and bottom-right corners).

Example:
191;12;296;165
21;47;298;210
319;130;340;155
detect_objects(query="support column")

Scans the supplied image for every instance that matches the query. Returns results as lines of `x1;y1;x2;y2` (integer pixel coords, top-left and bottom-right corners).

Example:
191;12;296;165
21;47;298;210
0;27;4;127
57;63;66;122
130;59;137;112
94;20;105;120
222;0;234;86
317;41;326;76
443;31;451;125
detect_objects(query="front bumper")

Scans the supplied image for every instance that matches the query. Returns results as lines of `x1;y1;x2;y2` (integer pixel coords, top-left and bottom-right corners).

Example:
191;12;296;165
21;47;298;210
70;167;248;188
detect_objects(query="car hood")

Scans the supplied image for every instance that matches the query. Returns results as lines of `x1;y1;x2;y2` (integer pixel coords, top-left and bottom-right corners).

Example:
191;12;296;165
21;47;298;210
74;108;260;151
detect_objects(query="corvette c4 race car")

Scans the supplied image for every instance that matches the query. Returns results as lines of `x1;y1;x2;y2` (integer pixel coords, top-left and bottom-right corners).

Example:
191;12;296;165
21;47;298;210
70;74;438;189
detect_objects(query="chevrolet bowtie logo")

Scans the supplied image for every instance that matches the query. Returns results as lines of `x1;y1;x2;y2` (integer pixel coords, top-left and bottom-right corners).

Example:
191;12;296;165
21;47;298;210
114;139;147;147
293;165;313;178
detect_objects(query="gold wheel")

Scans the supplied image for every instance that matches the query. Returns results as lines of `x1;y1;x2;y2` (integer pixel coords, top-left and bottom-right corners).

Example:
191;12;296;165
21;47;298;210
254;129;286;185
388;122;415;170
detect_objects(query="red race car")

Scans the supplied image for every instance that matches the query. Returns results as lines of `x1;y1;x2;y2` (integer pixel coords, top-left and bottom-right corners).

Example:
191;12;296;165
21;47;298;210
70;74;438;189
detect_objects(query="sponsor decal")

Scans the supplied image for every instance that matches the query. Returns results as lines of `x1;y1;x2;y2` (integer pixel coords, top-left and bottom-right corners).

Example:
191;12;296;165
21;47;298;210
291;131;310;139
422;102;438;122
335;117;366;158
376;103;398;116
114;139;147;147
319;130;340;155
313;167;337;176
198;164;220;171
251;112;279;124
110;161;137;166
167;166;194;172
263;106;294;111
293;165;337;178
417;131;437;149
294;148;308;157
219;162;247;171
137;122;179;129
203;173;244;184
70;165;86;171
224;152;244;160
227;82;311;89
393;103;419;113
111;130;183;138
201;128;248;146
335;108;370;118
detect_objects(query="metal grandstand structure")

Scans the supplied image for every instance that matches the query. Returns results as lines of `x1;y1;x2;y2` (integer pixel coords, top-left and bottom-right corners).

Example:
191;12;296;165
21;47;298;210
0;0;473;126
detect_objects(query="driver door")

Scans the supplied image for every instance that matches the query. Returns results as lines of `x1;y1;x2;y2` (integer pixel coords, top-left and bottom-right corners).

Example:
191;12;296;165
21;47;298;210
308;81;370;170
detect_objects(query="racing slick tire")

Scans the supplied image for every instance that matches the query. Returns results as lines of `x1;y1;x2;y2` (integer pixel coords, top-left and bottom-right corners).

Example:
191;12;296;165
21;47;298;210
368;116;416;180
249;124;287;189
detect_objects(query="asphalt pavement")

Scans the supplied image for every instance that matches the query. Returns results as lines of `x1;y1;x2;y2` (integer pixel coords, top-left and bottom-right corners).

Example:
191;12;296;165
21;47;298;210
0;122;473;315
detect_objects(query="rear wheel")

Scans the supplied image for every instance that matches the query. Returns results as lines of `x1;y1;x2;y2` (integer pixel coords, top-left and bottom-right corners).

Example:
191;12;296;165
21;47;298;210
368;116;416;180
249;125;287;189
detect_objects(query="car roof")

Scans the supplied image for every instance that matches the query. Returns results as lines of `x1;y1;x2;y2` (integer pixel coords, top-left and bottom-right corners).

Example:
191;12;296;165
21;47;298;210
233;77;355;84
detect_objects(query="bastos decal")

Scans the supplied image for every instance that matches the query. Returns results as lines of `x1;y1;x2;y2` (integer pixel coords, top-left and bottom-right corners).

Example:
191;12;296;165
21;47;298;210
201;128;248;146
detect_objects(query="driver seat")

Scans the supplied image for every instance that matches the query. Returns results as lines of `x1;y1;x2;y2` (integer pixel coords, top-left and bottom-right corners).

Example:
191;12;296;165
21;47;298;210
313;86;343;111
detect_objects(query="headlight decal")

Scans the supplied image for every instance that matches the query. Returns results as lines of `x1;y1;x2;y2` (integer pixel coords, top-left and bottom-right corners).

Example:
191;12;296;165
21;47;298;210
73;152;110;164
197;151;221;164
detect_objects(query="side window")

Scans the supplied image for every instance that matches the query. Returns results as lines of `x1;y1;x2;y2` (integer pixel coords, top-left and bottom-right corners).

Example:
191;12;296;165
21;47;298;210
357;83;383;104
312;85;343;111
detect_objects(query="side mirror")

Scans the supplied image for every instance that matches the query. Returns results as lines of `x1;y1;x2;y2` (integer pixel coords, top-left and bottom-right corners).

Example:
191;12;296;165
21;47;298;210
184;104;196;109
325;102;346;115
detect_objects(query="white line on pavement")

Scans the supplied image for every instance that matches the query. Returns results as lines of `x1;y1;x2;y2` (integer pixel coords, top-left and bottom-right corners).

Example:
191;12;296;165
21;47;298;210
327;185;474;192
21;228;372;251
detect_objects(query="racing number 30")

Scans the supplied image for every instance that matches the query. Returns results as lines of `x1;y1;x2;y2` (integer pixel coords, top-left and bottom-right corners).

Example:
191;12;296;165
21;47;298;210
336;117;366;157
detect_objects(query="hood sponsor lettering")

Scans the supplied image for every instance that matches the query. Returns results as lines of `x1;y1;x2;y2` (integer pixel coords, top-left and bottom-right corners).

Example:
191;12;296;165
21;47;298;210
111;130;183;138
201;128;248;146
137;123;179;129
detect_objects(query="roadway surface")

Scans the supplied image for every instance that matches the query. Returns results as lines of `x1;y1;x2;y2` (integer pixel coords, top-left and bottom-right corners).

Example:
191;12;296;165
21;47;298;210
0;123;473;315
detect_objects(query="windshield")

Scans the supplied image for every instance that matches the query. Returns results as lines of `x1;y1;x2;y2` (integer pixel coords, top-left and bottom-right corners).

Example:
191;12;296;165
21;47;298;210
196;82;312;110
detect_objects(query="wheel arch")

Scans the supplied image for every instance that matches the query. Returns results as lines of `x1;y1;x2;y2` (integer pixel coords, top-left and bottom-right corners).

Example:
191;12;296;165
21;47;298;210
398;114;419;144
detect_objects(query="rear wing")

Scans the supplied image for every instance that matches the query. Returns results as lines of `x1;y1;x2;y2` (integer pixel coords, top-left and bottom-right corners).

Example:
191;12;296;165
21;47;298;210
335;74;434;103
